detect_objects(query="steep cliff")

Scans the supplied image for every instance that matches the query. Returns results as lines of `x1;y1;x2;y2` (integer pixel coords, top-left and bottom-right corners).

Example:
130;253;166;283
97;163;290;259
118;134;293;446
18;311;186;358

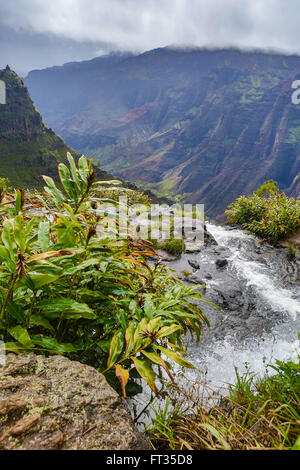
25;48;300;217
0;66;79;187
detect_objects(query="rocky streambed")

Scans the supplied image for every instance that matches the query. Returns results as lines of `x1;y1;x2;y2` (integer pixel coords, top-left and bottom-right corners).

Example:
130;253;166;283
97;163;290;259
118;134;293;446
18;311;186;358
161;223;300;389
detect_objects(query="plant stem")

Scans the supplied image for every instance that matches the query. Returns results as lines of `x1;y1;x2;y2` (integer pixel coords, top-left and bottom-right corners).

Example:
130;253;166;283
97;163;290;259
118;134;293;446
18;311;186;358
74;188;89;214
27;290;37;328
54;312;64;339
0;272;18;328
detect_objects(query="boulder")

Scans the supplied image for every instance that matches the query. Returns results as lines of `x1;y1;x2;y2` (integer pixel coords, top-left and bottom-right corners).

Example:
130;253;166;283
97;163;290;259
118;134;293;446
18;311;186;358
0;354;150;450
215;258;228;268
188;259;200;270
204;225;218;246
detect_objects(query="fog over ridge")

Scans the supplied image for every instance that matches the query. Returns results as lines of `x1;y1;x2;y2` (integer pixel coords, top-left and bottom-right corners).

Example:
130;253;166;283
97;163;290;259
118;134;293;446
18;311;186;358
1;0;300;73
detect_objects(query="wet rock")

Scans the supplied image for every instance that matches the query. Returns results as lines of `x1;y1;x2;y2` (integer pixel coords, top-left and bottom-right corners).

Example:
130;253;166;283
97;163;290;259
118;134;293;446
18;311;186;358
188;259;200;270
185;242;202;253
185;273;205;285
204;225;218;246
214;246;228;254
204;273;213;280
155;249;180;261
215;259;228;268
0;354;150;450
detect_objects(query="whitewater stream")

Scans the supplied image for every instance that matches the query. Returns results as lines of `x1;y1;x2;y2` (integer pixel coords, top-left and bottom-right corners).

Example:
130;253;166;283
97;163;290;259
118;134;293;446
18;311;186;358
168;223;300;389
130;223;300;420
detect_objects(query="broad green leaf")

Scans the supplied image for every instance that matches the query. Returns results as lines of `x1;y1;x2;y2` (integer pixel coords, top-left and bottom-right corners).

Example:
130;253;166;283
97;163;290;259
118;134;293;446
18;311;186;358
7;300;27;324
0;245;16;272
124;321;137;356
35;298;96;319
25;217;37;237
163;340;186;355
133;318;147;352
78;155;89;185
14;190;22;215
8;325;34;348
28;272;61;289
155;324;182;339
115;364;129;397
38;221;50;252
67;152;82;191
58;163;78;202
31;335;76;353
2;219;16;255
198;424;231;450
94;180;122;186
116;309;127;331
147;316;162;333
143;294;155;321
42;176;65;207
155;345;194;369
3;342;27;353
29;315;55;332
64;258;100;275
292;435;300;450
132;357;158;394
14;215;26;252
107;330;124;369
97;338;111;353
142;350;174;380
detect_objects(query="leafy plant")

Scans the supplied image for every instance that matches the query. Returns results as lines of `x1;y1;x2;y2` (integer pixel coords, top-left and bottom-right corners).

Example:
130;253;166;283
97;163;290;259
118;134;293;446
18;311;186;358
0;153;212;397
160;238;185;256
149;238;186;256
253;179;279;197
226;182;300;244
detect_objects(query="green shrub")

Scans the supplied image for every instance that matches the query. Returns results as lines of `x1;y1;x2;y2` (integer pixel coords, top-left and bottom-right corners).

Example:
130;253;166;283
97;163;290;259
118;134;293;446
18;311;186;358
0;153;211;397
148;237;186;256
0;177;11;201
226;182;300;244
226;194;268;226
160;238;185;256
253;179;279;197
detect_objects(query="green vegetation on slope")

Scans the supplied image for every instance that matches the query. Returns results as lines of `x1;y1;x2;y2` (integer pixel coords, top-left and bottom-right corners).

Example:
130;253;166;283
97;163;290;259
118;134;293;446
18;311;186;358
226;180;300;244
0;67;80;188
25;48;300;217
151;238;186;256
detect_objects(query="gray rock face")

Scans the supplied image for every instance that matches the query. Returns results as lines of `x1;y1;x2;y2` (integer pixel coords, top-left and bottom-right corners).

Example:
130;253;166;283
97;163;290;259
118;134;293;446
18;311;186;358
0;354;150;450
188;259;200;270
204;225;218;246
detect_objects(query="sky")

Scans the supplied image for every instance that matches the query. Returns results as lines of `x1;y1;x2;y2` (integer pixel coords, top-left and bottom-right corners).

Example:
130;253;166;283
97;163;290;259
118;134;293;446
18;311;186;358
1;0;300;76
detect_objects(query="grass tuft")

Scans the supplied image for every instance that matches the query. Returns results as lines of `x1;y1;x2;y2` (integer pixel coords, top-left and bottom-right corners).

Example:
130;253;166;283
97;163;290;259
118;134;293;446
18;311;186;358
146;359;300;450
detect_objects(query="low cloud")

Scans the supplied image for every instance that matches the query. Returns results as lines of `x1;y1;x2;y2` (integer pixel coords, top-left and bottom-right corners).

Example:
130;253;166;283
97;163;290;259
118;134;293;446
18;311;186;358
1;0;300;73
1;0;300;53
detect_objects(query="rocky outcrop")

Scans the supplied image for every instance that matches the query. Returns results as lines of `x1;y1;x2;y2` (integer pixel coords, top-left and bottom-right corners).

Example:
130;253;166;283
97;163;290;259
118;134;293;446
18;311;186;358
0;67;81;188
0;354;150;450
188;259;200;270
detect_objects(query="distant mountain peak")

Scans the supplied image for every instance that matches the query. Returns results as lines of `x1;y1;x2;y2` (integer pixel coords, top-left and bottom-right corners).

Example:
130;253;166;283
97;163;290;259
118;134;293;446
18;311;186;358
25;48;300;216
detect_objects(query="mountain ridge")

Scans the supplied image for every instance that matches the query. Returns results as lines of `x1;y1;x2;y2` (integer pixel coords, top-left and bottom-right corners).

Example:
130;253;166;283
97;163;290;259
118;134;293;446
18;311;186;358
0;66;81;187
25;47;300;217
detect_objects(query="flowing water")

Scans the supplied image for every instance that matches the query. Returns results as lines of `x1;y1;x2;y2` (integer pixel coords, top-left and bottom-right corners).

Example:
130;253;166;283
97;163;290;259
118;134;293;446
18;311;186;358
176;223;300;389
130;223;300;420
